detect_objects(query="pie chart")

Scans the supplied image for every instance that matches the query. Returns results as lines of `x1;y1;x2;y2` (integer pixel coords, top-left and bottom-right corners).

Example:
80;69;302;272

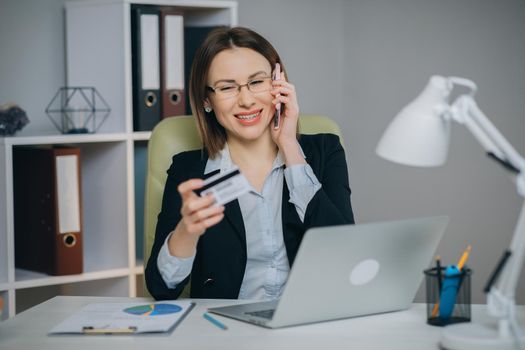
124;303;182;316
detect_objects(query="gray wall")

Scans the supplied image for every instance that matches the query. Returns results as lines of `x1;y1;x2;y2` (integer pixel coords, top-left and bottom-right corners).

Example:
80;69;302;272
0;0;67;132
237;0;525;304
1;0;524;304
342;0;525;304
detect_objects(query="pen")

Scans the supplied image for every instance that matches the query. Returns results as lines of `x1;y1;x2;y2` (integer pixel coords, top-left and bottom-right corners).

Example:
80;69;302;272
203;312;228;330
430;256;442;317
456;245;471;271
435;255;442;291
438;245;472;319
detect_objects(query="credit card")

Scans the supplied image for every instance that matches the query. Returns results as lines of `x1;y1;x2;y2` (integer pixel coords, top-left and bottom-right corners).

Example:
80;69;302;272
195;167;250;205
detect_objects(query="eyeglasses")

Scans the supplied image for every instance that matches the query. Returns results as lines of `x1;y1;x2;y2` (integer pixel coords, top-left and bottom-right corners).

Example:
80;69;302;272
207;77;272;100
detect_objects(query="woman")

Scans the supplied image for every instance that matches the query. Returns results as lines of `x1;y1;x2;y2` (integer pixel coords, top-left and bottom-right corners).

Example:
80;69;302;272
145;27;354;300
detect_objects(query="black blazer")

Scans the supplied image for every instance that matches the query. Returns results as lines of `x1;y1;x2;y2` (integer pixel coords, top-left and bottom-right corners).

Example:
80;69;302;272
145;133;355;300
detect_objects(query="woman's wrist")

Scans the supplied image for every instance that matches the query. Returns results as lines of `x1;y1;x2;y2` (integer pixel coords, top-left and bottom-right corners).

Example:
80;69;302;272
167;222;199;258
279;139;306;166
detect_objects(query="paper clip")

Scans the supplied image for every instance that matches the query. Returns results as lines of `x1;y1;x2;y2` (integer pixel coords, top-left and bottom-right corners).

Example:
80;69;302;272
82;326;137;334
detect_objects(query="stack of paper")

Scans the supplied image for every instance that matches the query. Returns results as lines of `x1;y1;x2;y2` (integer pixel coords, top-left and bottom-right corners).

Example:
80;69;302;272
49;301;195;334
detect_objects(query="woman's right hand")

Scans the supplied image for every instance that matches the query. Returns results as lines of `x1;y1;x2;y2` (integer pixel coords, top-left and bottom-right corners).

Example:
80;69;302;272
178;178;225;236
168;178;225;257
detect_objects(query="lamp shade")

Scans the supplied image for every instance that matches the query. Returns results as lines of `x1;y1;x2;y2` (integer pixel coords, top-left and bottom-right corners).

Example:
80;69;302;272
376;76;452;167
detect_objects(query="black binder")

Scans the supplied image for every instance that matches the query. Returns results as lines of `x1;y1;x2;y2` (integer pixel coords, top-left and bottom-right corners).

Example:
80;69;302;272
131;5;162;131
13;146;83;276
184;26;222;115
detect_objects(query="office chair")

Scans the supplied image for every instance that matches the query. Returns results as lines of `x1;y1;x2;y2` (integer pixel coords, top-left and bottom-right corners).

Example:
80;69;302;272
143;115;345;297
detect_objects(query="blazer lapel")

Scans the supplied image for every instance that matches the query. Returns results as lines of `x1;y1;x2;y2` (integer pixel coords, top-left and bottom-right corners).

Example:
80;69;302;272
224;199;246;248
281;174;304;266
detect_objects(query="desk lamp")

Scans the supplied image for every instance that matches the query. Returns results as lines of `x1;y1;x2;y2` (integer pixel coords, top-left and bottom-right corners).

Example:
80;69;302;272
376;75;525;350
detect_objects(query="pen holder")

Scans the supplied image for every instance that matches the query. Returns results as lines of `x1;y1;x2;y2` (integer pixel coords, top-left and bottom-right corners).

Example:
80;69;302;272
424;266;472;327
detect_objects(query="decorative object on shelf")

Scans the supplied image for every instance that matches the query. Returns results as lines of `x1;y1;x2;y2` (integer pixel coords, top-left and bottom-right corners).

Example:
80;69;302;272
0;103;29;136
376;75;525;350
45;87;111;134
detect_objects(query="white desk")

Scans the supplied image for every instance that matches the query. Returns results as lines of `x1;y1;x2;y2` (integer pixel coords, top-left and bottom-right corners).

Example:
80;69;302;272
0;296;523;350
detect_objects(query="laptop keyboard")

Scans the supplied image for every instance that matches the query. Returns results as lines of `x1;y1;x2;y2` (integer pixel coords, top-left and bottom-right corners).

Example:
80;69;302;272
245;309;275;319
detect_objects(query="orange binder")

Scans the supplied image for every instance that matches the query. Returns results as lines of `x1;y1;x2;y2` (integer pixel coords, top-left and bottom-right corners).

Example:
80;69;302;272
13;146;83;275
160;8;186;118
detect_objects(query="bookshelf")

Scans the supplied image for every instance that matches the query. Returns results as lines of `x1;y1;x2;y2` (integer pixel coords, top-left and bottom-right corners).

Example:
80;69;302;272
0;0;237;320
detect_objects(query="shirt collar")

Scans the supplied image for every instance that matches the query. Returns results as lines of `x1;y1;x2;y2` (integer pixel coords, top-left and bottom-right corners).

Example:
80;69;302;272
204;143;233;175
204;142;306;175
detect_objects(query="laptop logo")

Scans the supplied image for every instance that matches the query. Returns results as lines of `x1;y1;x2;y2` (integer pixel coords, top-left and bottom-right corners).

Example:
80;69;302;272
349;259;380;286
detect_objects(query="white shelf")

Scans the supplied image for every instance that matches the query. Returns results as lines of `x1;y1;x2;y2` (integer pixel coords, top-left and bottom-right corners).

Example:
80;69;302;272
133;263;145;275
133;131;151;141
68;0;237;12
0;0;237;320
13;268;132;290
0;132;128;146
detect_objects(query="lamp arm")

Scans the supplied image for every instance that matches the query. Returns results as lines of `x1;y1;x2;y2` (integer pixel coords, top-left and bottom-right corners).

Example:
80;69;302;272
486;202;525;341
449;76;478;93
496;202;525;304
452;95;525;177
451;94;525;332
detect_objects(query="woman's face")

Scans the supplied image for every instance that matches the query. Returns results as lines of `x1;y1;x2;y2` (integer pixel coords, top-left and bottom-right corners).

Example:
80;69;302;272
205;47;275;144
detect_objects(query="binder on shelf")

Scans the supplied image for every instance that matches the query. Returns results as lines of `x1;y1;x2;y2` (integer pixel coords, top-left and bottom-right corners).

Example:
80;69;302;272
160;8;186;118
131;5;161;131
13;146;83;276
184;26;222;115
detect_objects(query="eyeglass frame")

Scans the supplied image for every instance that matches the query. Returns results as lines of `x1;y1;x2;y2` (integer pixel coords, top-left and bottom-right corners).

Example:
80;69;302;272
206;76;274;100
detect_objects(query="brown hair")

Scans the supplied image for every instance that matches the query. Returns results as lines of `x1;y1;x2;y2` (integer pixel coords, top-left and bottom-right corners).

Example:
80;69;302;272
189;26;288;158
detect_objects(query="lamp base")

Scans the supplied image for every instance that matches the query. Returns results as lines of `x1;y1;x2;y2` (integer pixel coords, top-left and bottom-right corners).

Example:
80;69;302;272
440;322;524;350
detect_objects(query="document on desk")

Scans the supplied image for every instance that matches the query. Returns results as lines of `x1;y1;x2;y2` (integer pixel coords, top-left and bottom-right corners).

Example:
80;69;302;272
49;301;195;334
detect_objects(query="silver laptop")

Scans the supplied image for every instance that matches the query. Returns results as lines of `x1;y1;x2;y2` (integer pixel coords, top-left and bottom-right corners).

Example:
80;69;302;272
208;216;448;328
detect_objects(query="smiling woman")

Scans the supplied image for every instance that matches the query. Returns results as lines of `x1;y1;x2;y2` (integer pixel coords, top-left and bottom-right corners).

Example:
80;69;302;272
189;27;292;157
145;27;355;301
204;47;277;143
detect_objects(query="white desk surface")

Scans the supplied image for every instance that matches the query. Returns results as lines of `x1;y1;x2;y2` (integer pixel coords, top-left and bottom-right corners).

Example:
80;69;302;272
0;296;523;350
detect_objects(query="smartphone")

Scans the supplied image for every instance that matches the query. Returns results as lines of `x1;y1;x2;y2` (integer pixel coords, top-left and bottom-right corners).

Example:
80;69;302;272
273;63;281;129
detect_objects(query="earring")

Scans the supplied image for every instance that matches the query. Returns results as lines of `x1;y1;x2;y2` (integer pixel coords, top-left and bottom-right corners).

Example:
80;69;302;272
204;106;212;113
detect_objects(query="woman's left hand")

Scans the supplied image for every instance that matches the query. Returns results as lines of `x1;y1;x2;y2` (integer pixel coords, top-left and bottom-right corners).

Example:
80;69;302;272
270;72;300;148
